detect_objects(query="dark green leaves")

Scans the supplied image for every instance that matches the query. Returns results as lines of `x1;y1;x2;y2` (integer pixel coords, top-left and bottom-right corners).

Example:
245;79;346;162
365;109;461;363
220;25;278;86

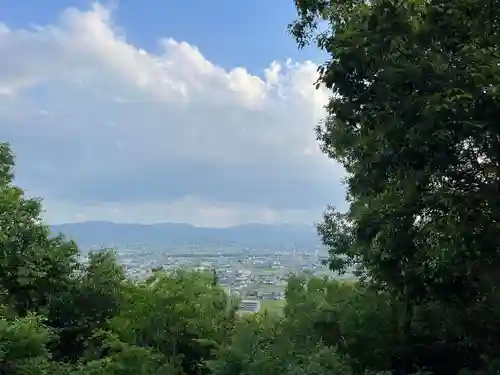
291;0;500;373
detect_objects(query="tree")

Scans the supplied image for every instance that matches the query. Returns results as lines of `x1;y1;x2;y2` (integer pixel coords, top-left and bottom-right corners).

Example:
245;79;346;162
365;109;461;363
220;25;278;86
284;276;395;374
0;313;52;375
209;289;352;375
48;250;126;362
111;270;236;375
290;0;500;374
76;330;178;375
0;143;79;317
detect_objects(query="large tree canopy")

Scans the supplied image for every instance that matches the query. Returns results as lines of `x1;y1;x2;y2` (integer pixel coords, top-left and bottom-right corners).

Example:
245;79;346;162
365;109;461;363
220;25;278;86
290;0;500;373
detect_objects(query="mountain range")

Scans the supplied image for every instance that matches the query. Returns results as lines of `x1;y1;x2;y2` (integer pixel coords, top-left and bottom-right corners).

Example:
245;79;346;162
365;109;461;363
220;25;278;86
50;221;321;249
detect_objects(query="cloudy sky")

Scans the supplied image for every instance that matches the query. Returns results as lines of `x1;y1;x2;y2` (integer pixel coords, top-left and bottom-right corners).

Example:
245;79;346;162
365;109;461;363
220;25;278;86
0;0;345;227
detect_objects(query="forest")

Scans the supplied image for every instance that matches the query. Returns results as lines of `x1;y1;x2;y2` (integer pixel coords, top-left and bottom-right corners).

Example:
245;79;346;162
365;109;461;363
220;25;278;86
2;0;500;374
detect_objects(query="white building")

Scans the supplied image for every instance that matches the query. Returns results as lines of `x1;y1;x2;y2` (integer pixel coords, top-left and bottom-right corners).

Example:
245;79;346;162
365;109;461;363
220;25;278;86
238;299;261;314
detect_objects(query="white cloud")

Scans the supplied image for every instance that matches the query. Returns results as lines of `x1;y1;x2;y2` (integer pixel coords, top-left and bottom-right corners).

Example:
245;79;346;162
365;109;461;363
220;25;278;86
0;3;345;226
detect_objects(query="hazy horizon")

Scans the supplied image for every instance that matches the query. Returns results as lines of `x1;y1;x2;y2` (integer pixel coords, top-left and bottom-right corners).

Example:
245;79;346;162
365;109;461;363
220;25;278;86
50;220;318;229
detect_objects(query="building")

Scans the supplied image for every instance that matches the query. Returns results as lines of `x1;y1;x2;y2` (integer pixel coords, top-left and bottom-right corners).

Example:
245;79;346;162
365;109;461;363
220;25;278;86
238;299;261;314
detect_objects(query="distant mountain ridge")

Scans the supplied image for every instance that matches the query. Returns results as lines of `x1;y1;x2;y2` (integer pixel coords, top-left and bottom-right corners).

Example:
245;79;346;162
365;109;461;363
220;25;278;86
50;221;321;248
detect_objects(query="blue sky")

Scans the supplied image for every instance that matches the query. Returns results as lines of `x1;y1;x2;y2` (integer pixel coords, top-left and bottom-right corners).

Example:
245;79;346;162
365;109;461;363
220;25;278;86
2;0;324;74
0;1;344;227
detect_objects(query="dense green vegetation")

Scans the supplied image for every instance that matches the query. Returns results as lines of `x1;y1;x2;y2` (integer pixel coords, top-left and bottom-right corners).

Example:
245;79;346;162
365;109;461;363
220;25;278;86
2;0;500;374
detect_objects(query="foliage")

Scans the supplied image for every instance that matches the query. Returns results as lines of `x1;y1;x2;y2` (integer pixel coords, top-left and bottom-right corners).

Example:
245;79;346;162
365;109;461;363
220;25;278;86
111;270;236;375
47;249;126;362
0;143;79;317
209;302;352;375
289;0;500;374
285;275;395;373
0;313;53;375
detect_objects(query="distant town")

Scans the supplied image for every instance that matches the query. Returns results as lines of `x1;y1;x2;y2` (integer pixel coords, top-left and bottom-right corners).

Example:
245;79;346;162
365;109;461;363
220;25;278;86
81;244;336;302
56;221;348;313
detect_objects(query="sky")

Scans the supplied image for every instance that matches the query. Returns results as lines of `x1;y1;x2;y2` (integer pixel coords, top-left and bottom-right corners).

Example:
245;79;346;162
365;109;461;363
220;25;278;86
0;0;346;227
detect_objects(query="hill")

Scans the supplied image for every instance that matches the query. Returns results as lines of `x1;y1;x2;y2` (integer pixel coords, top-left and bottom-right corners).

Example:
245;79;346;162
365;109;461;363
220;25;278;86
50;221;321;249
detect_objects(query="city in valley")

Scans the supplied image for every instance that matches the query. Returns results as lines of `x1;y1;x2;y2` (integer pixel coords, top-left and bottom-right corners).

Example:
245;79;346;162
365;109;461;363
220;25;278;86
80;244;337;312
52;221;346;312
